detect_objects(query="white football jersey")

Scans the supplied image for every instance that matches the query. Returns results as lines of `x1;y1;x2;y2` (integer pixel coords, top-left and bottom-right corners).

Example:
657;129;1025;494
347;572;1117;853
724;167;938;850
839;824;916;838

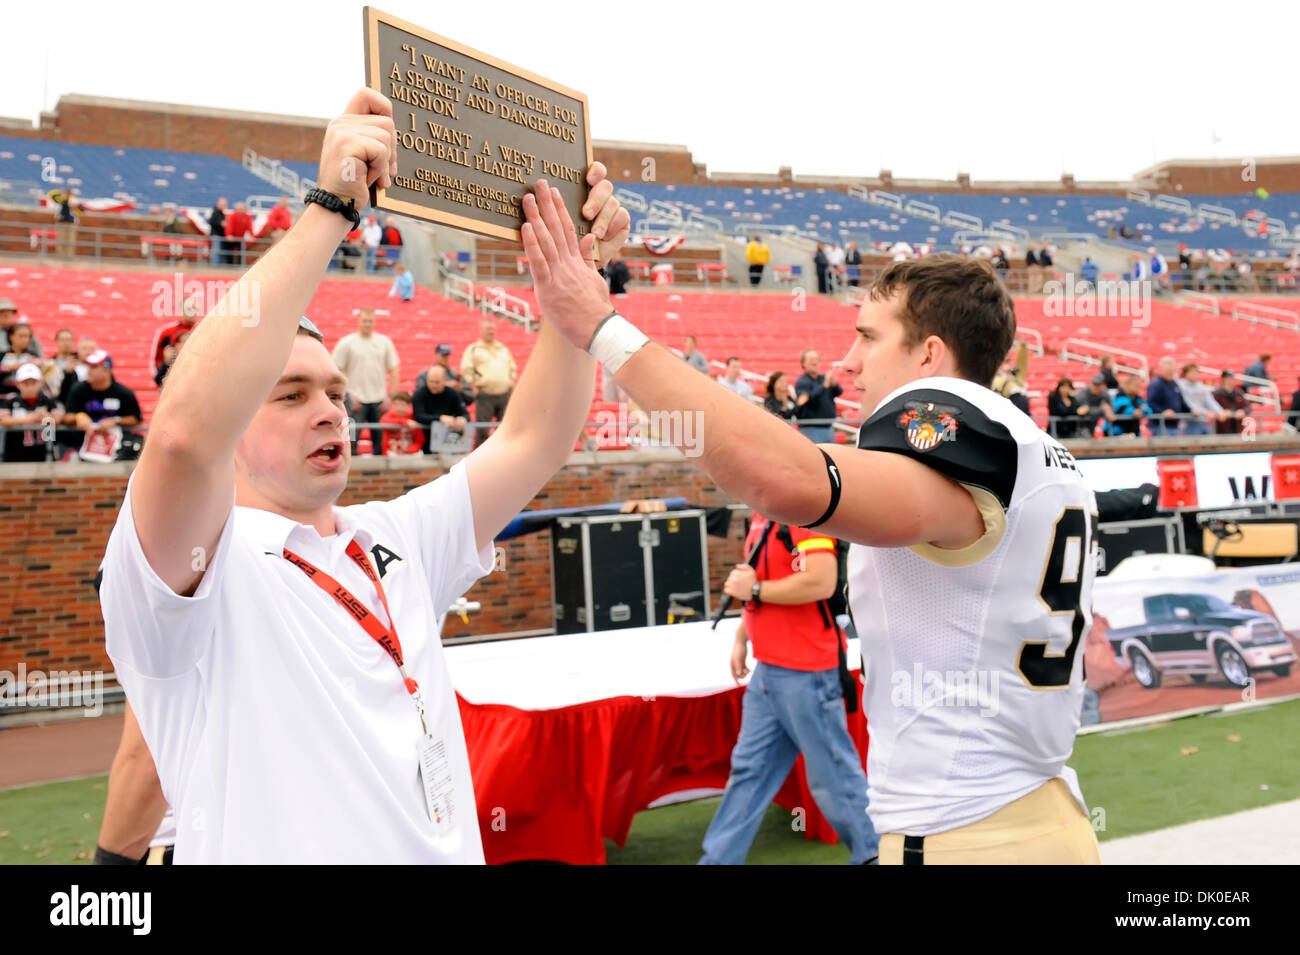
847;376;1097;836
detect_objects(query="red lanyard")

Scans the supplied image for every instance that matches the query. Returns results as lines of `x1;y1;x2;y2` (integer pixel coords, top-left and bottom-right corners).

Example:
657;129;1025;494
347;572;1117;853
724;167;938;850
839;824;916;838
282;539;428;734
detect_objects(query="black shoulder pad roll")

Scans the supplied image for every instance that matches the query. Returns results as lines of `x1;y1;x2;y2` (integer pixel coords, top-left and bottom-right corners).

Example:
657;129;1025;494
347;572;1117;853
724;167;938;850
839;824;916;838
857;388;1018;510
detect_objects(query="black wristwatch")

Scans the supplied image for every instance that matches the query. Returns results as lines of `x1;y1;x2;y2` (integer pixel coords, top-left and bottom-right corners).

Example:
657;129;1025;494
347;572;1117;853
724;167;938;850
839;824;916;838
750;582;762;606
303;188;361;228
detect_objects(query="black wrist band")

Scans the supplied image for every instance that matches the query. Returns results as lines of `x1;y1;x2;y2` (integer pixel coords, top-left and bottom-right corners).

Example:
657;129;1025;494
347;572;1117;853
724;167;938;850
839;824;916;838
800;448;842;529
303;187;361;228
93;845;145;866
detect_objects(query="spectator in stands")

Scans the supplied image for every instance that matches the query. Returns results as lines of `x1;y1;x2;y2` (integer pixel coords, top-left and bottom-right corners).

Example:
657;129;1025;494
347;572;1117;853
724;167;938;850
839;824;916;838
1;323;44;397
154;330;190;388
794;349;841;444
75;336;98;379
1176;363;1223;436
1079;257;1100;289
338;223;364;271
162;209;186;237
362;215;384;272
1039;243;1054;271
0;299;42;356
1;364;60;463
1146;357;1189;436
1290;376;1300;430
991;247;1010;277
1194;260;1213;292
460;318;517;448
388;263;415;302
1244;353;1271;386
1110;374;1149;437
412;364;469;452
1149;247;1170;293
382;216;403;264
332;307;399;454
151;294;201;378
66;350;141;445
845;241;863;287
682;335;709;374
51;187;79;256
1075;374;1116;436
1048;376;1085;439
224;201;253;266
417;343;473;408
208;197;228;265
1119;223;1133;240
1025;243;1042;293
1098;354;1120;390
813;243;830;294
378;391;424;456
605;249;630;296
1214;371;1250;435
764;370;798;421
991;342;1030;415
47;328;78;403
1178;244;1192;283
1129;253;1148;282
259;197;293;242
826;243;846;292
746;235;771;286
718;357;756;402
1237;257;1258;292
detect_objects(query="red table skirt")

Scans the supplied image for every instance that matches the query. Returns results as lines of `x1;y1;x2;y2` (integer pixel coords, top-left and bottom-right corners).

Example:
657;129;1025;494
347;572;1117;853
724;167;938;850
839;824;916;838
457;683;868;865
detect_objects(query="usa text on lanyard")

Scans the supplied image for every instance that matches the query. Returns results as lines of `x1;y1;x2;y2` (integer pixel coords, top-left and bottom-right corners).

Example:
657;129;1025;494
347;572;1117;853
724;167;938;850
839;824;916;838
282;539;429;735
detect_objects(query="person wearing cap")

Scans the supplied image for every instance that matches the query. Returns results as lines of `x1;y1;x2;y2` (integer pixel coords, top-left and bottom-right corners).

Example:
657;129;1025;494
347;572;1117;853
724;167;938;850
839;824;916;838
0;300;43;357
417;344;472;409
65;350;141;440
95;87;629;864
1073;373;1116;436
1214;371;1251;435
1;363;60;463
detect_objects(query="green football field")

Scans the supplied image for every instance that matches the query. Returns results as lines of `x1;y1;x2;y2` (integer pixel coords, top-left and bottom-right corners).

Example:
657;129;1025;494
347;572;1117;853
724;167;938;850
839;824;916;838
1;699;1295;865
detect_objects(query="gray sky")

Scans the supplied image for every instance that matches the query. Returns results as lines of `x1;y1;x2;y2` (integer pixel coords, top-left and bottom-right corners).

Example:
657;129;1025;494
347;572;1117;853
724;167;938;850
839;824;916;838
3;0;1296;183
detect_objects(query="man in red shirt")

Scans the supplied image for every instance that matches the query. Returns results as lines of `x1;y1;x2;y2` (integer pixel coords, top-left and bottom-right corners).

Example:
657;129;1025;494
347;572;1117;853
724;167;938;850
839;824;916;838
150;294;201;377
701;515;877;864
223;202;254;266
258;196;293;241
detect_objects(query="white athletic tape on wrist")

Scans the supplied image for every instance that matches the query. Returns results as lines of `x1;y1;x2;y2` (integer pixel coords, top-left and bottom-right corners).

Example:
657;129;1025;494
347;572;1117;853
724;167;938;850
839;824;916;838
588;312;649;375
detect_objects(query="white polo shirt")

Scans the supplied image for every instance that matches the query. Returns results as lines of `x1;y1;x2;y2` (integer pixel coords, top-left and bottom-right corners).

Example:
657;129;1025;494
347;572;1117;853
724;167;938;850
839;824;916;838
100;460;494;864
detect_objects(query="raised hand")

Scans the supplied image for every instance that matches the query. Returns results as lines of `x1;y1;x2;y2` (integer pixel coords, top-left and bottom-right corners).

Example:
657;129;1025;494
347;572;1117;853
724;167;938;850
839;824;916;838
317;88;399;209
520;179;613;350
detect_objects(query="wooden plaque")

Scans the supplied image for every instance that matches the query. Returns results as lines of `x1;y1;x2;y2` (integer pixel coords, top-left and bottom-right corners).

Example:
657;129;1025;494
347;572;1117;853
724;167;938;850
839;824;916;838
363;7;593;242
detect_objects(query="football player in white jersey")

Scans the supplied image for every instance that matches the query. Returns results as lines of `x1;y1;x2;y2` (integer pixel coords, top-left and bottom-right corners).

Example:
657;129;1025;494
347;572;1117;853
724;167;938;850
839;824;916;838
521;202;1100;864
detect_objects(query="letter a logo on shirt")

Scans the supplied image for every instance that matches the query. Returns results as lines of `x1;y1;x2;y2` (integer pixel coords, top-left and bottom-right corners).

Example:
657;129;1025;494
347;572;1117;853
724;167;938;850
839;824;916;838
371;543;403;579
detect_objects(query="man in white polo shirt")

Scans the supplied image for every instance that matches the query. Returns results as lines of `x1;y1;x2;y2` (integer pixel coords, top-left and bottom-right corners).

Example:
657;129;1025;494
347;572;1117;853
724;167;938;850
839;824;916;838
97;88;630;864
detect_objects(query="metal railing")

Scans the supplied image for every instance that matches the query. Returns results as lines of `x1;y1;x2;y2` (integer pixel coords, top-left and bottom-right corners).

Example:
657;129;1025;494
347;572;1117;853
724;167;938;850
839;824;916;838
1230;300;1300;332
1060;338;1150;379
1;216;404;271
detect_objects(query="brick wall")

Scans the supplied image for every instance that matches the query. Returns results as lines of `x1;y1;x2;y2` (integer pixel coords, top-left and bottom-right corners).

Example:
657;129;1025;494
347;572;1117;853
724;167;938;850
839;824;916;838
0;452;747;675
